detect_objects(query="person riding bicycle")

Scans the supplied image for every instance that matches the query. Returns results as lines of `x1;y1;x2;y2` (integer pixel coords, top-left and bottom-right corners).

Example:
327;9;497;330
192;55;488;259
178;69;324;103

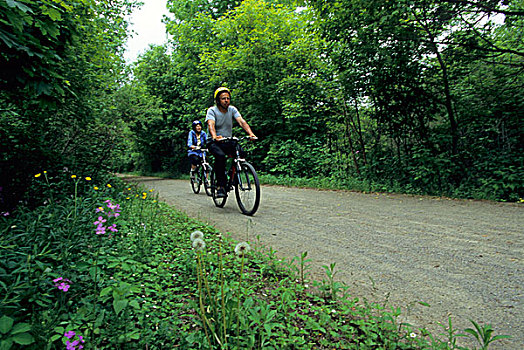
206;87;257;198
187;120;208;180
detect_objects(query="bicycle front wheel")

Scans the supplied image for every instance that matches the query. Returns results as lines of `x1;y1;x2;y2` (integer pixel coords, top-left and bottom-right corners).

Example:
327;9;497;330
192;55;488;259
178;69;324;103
211;169;227;208
234;162;260;215
191;166;201;194
203;164;213;197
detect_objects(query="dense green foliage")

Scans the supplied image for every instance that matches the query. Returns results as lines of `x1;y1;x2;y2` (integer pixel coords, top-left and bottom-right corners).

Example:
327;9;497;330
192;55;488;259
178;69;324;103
0;173;509;349
124;0;522;201
1;0;522;205
0;0;139;211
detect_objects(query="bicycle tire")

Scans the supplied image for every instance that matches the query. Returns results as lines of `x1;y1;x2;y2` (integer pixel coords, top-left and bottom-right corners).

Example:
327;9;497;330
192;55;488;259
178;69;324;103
191;165;201;194
203;164;213;197
234;161;260;215
211;169;227;207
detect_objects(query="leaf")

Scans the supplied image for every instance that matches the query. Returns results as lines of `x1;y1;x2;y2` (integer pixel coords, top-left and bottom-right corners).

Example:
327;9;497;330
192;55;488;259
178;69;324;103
6;0;33;13
129;300;140;309
0;316;14;334
0;339;13;350
12;332;34;345
10;323;31;335
113;299;128;316
100;286;112;297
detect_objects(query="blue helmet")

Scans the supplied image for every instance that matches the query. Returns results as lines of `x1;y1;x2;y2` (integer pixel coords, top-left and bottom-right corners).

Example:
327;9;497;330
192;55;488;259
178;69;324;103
192;120;203;131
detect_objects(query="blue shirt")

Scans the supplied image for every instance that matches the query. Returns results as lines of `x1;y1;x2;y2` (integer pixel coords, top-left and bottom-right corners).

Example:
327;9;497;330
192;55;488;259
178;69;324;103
187;130;207;156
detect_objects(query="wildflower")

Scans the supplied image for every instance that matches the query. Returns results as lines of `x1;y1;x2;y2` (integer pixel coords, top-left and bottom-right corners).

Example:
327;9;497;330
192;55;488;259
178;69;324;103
35;173;41;178
190;230;204;242
107;184;112;188
94;186;99;190
1;212;9;216
93;216;106;226
149;189;154;192
192;238;206;251
64;331;76;339
95;226;106;235
85;177;91;181
108;224;118;233
410;332;417;338
53;277;71;292
63;331;85;350
71;175;77;179
44;171;47;174
235;242;251;257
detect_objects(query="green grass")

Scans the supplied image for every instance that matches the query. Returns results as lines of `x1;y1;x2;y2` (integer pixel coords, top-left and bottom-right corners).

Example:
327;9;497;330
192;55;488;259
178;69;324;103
0;170;510;349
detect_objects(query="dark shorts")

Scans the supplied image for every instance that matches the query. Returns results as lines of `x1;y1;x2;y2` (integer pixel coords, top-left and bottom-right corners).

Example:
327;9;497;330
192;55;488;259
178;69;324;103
189;154;202;166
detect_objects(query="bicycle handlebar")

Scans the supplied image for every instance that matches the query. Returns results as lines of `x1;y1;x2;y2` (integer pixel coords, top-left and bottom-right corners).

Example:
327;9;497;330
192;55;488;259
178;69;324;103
214;136;257;142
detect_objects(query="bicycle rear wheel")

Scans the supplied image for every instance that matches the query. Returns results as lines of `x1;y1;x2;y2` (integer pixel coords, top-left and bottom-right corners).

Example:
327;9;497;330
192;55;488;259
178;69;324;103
211;169;227;207
191;165;201;194
203;164;213;197
234;162;260;215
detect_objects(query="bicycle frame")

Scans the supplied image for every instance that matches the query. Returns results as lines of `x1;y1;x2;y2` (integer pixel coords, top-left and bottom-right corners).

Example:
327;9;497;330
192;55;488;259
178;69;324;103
210;137;260;215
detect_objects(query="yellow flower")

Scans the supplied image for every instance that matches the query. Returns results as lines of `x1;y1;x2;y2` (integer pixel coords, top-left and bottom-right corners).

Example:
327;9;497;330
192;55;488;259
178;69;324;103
35;173;41;178
71;175;77;179
142;192;147;196
97;207;104;212
107;184;112;188
43;171;47;174
127;187;131;191
126;197;130;200
94;186;99;190
153;200;157;203
85;177;92;181
149;189;154;192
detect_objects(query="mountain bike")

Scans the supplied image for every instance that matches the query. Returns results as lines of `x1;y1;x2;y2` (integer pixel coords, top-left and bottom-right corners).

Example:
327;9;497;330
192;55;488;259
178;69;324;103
210;137;260;216
190;148;213;196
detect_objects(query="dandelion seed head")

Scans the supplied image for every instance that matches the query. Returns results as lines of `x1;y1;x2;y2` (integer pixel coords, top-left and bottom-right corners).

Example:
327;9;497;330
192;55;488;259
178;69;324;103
235;242;251;257
192;238;206;251
190;230;204;242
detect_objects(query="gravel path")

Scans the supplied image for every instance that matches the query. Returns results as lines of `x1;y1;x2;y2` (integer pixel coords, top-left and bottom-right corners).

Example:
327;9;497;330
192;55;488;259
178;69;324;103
123;176;523;349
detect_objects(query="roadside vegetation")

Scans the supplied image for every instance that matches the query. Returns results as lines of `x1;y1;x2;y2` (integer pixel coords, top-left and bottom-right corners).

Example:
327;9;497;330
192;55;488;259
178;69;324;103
0;172;510;349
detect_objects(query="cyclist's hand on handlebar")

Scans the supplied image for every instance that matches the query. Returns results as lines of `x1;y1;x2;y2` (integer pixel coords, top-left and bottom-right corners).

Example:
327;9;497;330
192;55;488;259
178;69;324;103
214;135;224;141
248;134;258;140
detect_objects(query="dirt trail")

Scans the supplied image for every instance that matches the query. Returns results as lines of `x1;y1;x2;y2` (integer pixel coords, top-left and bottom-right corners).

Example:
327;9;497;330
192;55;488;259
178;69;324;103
123;176;523;349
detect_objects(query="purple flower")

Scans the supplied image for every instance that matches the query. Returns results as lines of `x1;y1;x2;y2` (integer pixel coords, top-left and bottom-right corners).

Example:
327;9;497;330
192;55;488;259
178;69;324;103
58;282;70;292
64;331;85;350
95;225;106;235
108;224;118;233
64;331;76;339
93;216;106;226
54;277;71;292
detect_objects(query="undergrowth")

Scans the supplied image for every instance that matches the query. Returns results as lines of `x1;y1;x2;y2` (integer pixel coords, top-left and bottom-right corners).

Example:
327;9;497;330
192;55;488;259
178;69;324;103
0;170;510;349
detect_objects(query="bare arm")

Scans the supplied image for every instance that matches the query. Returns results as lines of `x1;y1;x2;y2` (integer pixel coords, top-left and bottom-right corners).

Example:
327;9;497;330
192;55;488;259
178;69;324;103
207;119;222;141
236;116;257;139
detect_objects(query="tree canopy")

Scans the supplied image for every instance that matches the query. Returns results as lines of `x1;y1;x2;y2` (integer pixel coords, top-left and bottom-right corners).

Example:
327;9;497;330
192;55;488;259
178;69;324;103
1;0;522;208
